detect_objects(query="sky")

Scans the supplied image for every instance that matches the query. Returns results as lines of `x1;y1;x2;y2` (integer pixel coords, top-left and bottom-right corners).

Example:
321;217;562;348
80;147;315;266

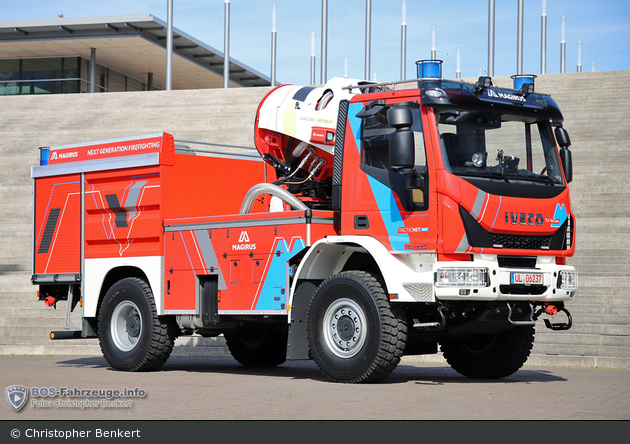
3;0;629;86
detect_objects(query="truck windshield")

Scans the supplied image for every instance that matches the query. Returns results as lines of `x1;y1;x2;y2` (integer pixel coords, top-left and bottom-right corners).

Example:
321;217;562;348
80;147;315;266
437;110;564;187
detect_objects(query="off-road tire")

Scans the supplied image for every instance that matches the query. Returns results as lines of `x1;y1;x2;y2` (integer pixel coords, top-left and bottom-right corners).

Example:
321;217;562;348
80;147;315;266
440;325;535;379
98;277;177;372
307;271;407;383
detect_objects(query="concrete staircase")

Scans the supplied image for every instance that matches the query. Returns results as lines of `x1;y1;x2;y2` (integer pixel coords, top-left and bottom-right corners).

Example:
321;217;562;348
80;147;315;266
0;87;271;358
526;72;630;368
1;72;629;369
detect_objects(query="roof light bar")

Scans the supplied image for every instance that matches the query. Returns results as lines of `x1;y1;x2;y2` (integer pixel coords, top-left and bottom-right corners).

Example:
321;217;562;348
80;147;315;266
512;74;536;97
415;60;442;86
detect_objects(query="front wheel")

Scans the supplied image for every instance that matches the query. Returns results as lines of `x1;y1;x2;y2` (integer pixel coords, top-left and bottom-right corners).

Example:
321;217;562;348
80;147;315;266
440;326;535;379
98;278;177;372
307;271;407;383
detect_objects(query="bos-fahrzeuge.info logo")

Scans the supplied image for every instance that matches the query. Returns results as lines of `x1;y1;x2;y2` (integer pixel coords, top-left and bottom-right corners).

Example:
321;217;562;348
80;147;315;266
6;385;28;412
6;385;146;411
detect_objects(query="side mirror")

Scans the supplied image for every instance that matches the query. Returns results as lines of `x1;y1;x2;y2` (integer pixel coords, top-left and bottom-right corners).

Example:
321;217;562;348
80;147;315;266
554;127;572;183
388;107;415;169
560;147;573;183
388;106;413;127
554;127;571;148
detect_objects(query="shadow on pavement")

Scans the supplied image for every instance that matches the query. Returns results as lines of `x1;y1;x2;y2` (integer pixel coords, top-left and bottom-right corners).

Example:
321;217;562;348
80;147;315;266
55;356;567;384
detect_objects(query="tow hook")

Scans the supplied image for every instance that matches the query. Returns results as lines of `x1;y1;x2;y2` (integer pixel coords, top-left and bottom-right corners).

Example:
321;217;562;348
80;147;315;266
44;296;57;308
538;304;572;331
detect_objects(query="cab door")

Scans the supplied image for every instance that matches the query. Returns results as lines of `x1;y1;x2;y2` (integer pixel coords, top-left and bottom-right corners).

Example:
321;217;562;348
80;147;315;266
340;99;438;253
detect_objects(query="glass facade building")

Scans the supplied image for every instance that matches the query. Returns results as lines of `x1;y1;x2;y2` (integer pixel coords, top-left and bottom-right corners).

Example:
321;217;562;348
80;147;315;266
0;56;156;95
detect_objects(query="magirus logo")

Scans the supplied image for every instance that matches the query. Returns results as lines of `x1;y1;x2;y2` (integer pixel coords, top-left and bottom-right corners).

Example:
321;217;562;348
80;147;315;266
486;89;526;102
49;151;78;160
232;231;256;251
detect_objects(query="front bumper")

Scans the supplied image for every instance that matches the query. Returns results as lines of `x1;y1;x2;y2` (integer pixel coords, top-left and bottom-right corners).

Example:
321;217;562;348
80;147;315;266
433;255;577;302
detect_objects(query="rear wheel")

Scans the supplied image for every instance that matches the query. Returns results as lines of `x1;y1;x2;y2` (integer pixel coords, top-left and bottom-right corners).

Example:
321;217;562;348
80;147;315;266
225;325;287;367
440;326;535;379
307;271;407;383
98;277;177;372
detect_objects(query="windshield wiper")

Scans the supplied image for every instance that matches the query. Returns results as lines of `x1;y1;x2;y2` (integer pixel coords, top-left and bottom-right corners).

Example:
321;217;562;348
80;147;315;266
455;170;511;183
504;172;556;186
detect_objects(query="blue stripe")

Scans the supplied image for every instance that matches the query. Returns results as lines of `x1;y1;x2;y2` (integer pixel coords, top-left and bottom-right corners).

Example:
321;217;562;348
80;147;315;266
348;102;409;251
490;196;502;230
365;175;410;251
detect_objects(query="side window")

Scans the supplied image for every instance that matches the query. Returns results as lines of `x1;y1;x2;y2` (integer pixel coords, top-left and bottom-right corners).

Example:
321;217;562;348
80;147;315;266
360;106;427;172
361;112;394;169
358;104;429;211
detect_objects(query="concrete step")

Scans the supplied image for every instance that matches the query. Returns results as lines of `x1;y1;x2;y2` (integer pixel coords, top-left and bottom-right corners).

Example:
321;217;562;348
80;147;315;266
527;351;630;369
0;343;102;356
535;332;629;348
531;342;630;359
561;313;630;326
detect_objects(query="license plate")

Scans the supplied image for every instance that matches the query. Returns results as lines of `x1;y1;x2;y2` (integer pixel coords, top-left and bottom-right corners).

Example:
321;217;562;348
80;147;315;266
510;272;543;286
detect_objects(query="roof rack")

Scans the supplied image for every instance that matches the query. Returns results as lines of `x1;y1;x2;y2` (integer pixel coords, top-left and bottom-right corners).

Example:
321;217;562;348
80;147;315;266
341;77;465;92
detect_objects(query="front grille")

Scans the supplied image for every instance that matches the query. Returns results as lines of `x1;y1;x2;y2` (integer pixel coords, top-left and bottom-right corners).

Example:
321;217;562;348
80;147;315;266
460;205;568;251
497;256;537;268
489;233;552;250
499;285;547;295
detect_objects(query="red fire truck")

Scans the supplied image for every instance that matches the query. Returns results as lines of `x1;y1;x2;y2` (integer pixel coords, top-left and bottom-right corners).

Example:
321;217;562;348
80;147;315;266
32;64;577;383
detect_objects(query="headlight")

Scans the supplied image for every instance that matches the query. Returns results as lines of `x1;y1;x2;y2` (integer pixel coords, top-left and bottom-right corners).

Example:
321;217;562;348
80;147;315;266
558;271;578;290
436;268;488;287
472;151;487;168
425;88;446;98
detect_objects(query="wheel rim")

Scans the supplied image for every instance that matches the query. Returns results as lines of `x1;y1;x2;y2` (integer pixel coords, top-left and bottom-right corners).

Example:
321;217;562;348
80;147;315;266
110;300;142;352
322;298;367;359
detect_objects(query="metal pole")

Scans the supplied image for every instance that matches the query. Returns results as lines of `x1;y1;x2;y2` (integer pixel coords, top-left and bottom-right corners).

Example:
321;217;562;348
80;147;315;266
401;0;407;81
560;16;566;73
488;0;495;76
541;0;547;74
321;0;328;84
577;41;582;72
344;54;349;78
271;5;277;86
456;48;461;79
224;0;230;88
431;25;436;60
365;0;371;81
517;0;524;75
311;32;316;85
90;48;96;93
166;0;173;90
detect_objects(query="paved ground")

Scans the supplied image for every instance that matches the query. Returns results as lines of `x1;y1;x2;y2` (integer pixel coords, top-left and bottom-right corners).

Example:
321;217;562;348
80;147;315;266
1;355;628;422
